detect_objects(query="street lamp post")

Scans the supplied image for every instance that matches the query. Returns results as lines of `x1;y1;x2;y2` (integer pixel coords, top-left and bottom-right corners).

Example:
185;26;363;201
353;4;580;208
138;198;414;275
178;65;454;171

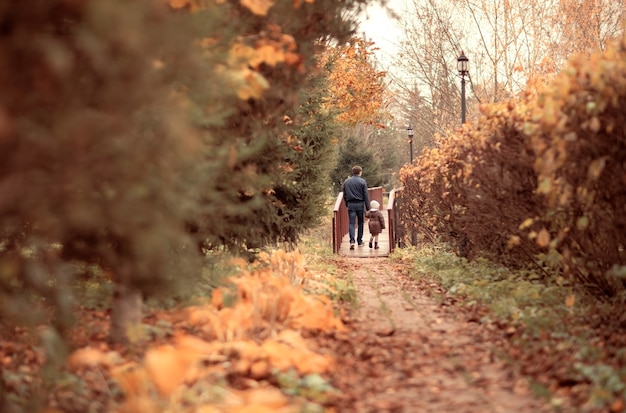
407;125;414;163
457;51;469;124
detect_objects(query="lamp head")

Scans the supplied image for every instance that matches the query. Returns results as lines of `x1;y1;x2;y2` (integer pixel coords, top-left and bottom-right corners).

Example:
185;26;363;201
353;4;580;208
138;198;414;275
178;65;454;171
457;51;469;75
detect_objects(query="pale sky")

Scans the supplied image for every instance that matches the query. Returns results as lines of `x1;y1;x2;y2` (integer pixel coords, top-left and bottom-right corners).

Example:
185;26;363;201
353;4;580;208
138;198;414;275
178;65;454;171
357;0;405;67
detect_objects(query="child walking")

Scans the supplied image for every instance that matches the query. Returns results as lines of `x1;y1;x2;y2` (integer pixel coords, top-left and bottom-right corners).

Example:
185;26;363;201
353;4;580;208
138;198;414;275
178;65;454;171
365;200;385;249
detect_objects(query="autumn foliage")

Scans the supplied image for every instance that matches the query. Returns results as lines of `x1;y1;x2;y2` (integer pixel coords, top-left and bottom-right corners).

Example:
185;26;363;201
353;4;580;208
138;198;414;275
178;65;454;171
0;0;368;407
399;31;626;296
40;250;345;412
318;38;387;128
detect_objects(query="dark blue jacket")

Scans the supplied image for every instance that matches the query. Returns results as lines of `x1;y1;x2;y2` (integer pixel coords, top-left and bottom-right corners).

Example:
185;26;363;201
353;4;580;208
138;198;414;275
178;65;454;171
342;175;369;210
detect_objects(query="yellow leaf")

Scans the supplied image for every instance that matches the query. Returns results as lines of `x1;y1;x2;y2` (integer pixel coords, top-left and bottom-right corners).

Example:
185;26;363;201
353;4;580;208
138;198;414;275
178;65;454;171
576;216;589;230
241;0;275;15
537;178;552;195
250;45;285;68
228;44;257;68
234;69;269;100
518;218;534;230
506;235;521;249
536;228;551;247
565;294;575;307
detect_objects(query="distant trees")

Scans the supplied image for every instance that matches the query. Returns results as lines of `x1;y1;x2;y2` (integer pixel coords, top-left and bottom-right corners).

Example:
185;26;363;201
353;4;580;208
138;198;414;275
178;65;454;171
392;0;626;140
319;38;402;192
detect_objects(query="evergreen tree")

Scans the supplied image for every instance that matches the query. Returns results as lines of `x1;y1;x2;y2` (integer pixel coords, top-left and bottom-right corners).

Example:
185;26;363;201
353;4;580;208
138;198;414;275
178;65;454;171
331;135;383;195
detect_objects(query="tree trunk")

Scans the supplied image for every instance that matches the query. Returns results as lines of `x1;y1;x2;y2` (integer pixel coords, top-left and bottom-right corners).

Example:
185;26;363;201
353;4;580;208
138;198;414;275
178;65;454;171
110;282;142;344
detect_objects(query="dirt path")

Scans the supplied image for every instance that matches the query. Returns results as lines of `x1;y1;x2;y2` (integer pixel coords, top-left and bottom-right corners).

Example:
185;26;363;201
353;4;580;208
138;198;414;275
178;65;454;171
317;257;554;413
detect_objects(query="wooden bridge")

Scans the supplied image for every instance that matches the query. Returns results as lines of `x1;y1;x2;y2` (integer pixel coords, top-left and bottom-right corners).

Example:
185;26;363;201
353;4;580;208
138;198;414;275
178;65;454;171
332;187;398;257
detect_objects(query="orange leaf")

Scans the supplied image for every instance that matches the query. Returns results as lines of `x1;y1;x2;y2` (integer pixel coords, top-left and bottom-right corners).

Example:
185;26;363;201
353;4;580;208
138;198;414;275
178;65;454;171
565;294;576;307
587;157;607;180
113;397;159;413
240;0;275;15
110;364;150;398
242;387;289;407
67;347;120;370
211;288;224;309
169;0;190;9
144;345;192;396
536;228;551;247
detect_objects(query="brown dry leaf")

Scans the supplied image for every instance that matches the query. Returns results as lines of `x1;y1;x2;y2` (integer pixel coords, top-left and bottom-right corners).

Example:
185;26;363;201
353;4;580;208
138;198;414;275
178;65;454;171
144;345;193;396
565;294;576;307
241;0;275;16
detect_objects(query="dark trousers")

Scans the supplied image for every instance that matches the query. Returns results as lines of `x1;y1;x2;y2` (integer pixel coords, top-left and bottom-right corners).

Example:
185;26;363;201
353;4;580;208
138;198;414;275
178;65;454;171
347;202;365;244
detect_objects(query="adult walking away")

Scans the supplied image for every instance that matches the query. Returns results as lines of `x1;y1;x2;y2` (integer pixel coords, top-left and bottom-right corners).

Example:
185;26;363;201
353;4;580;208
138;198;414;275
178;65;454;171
342;165;370;250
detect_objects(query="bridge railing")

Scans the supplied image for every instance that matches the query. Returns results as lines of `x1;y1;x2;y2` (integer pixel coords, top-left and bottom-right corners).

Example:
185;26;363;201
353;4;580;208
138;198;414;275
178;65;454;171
332;187;384;253
387;188;398;254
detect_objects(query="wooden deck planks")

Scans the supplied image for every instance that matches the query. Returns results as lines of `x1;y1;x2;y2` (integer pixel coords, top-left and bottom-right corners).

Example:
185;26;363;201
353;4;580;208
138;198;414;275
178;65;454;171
337;211;390;258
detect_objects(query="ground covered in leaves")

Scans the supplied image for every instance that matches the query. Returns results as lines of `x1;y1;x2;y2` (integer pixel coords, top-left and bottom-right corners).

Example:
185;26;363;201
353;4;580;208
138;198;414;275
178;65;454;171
2;249;625;412
317;257;552;413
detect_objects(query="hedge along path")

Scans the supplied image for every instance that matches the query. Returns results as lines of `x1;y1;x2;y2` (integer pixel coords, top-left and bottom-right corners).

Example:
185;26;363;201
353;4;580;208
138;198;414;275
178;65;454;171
320;257;553;413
